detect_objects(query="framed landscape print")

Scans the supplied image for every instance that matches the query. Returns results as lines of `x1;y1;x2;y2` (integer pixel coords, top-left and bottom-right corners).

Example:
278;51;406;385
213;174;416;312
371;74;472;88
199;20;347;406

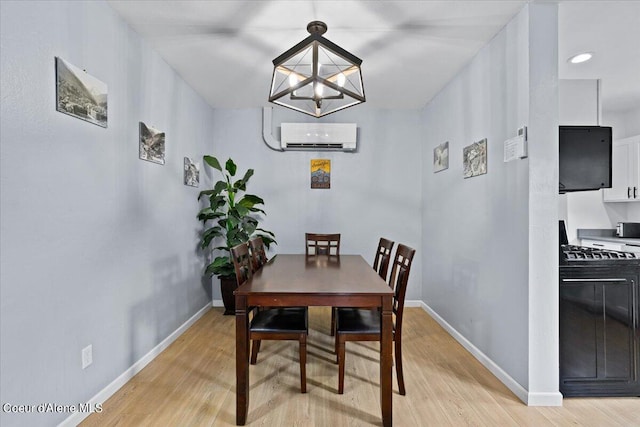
55;57;107;128
310;159;331;189
463;138;487;178
433;141;449;173
139;122;165;165
184;157;199;187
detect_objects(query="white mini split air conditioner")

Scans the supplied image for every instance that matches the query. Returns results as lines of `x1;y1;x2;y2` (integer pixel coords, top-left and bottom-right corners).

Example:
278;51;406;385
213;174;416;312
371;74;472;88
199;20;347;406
280;123;357;151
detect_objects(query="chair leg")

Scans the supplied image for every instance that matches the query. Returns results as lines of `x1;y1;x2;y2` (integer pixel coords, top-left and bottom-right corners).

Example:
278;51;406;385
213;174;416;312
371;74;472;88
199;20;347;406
330;307;336;336
299;334;307;393
250;340;261;365
337;336;346;394
334;327;339;359
395;337;405;395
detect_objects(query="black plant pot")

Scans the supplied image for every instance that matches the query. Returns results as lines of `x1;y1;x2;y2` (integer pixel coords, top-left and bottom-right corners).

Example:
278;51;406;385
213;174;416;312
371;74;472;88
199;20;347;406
220;275;238;315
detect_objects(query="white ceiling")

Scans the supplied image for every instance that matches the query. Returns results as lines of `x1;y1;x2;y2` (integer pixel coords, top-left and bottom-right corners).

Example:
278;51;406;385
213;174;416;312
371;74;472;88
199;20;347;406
559;1;640;114
107;0;640;114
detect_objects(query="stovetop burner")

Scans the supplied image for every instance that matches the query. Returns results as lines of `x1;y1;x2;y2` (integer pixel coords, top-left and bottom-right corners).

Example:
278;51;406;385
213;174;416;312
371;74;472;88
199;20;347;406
560;244;640;265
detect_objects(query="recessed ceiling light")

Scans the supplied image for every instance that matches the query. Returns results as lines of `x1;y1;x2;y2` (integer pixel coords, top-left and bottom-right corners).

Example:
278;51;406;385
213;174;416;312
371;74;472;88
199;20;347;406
568;52;593;64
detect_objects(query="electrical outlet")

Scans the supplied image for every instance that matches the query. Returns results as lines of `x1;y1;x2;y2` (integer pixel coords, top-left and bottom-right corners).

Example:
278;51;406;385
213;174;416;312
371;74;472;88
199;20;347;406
82;345;92;369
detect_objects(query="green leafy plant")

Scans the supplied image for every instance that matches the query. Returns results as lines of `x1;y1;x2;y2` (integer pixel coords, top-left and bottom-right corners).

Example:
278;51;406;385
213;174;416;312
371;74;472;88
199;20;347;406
197;156;276;278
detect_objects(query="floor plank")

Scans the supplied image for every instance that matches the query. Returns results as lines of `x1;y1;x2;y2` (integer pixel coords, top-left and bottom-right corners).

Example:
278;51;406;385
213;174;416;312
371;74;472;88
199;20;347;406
82;307;640;426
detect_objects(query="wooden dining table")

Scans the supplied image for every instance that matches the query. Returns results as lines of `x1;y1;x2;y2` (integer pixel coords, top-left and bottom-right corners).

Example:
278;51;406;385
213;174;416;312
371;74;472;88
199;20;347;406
234;254;394;426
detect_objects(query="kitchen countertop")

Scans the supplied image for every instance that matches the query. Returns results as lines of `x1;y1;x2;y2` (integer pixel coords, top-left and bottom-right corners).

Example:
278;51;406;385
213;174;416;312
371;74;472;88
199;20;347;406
577;229;640;247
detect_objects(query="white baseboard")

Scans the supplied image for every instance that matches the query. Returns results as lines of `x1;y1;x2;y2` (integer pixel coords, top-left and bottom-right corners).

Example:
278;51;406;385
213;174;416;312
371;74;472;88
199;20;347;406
58;303;212;427
404;300;423;308
211;299;224;308
418;302;562;407
527;392;563;406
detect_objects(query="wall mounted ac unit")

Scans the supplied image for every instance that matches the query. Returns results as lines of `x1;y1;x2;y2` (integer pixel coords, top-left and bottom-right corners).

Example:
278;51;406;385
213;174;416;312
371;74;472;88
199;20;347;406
281;123;357;151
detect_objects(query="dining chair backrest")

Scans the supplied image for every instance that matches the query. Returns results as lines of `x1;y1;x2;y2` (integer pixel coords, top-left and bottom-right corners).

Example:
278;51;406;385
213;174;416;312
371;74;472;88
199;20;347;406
230;242;253;287
373;238;395;280
334;243;416;396
387;244;416;332
248;236;268;272
305;233;341;256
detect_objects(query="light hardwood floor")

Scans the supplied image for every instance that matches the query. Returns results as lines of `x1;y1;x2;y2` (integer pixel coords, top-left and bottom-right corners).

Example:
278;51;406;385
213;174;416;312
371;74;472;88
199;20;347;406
81;307;639;426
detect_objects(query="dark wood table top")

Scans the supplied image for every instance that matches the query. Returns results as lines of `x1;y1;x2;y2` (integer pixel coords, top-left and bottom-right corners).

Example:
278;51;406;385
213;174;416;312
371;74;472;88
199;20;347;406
235;254;392;297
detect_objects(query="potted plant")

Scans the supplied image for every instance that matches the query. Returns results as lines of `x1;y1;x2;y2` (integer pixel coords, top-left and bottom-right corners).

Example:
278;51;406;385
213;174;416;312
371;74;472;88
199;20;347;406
197;155;276;314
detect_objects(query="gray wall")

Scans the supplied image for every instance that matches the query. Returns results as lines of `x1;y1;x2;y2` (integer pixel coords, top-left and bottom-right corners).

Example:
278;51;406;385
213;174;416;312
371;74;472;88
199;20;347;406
420;4;559;398
207;107;423;302
0;1;213;425
606;106;640;140
0;1;566;424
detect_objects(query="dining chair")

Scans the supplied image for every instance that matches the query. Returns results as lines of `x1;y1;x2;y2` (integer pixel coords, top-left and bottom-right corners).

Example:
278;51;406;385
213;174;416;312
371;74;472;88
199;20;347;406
305;233;341;334
334;243;415;395
305;233;341;256
230;243;309;393
330;237;395;337
248;236;268;272
372;237;395;280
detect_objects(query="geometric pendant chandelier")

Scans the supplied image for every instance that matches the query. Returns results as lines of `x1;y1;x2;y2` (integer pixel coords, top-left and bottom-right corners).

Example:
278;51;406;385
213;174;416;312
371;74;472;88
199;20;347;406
268;21;365;118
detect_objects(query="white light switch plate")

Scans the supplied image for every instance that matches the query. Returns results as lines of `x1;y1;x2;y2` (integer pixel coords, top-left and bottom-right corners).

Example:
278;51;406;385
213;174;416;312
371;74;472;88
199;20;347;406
82;344;92;369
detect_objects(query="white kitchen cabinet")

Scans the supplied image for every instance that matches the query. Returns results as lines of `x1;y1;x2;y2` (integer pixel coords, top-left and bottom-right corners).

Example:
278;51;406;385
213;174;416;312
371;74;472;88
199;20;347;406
603;135;640;202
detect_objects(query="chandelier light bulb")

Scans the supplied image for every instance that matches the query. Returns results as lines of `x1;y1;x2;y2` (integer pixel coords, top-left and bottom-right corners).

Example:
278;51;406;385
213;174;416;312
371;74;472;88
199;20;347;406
337;73;346;87
288;73;297;87
315;83;324;97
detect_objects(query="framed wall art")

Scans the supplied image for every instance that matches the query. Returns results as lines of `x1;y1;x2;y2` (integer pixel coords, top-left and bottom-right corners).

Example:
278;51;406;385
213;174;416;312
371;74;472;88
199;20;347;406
463;138;487;178
55;57;107;128
139;122;165;165
184;157;199;187
310;159;331;189
433;141;449;173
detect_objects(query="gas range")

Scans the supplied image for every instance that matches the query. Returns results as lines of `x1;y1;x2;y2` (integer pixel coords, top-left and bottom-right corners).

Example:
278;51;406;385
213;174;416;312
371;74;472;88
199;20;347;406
560;244;640;266
558;222;640;398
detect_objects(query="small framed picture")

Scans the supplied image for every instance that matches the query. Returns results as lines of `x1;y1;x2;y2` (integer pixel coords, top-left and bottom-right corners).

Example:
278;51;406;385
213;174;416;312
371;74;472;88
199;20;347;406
433;141;449;173
310;159;331;189
55;57;107;128
139;122;165;165
463;138;487;178
184;157;199;187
